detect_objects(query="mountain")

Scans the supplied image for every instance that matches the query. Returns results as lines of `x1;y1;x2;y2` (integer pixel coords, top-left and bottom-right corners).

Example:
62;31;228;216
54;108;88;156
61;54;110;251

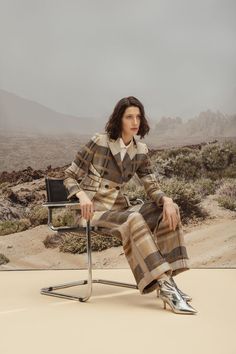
0;89;105;135
152;109;236;138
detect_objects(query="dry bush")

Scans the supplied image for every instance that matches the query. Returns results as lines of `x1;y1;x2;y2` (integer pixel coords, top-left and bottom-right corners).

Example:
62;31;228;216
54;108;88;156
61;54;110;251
193;177;221;197
161;153;202;180
43;233;63;248
0;218;31;236
122;177;146;201
214;178;236;211
59;233;122;254
27;205;48;226
0;253;9;265
151;140;236;181
153;177;208;224
201;141;235;173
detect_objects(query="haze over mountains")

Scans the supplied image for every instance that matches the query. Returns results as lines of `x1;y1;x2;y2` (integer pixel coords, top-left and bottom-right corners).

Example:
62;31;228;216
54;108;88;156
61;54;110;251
0;89;104;135
152;111;236;138
0;89;235;173
0;89;235;138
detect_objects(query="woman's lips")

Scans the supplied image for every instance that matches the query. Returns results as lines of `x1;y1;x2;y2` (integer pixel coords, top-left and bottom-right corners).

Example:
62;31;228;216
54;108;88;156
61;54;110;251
131;128;138;130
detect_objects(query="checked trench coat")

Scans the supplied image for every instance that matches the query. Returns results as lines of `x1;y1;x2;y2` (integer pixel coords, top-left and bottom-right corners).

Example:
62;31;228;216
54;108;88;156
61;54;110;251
63;132;190;295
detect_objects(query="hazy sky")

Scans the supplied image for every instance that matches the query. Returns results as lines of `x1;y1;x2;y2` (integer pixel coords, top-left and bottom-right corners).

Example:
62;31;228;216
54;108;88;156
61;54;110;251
0;0;235;121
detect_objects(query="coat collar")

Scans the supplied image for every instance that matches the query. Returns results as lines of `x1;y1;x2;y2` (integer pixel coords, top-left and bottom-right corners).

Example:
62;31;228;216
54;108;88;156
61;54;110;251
107;134;138;174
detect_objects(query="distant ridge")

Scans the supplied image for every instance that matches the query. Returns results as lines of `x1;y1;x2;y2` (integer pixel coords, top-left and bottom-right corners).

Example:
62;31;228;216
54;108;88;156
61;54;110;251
0;89;105;135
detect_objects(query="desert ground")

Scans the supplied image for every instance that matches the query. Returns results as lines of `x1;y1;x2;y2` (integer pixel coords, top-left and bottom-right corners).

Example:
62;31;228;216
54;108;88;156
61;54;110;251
0;194;235;270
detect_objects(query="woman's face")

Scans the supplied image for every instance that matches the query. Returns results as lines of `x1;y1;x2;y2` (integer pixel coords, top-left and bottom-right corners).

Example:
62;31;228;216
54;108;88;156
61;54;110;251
121;106;141;138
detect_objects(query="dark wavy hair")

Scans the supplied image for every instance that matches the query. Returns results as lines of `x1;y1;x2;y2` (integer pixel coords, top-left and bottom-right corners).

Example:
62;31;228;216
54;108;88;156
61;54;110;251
105;96;150;140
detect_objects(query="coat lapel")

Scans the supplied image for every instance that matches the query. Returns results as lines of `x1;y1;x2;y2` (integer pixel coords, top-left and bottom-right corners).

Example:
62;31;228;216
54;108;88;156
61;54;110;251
107;135;138;174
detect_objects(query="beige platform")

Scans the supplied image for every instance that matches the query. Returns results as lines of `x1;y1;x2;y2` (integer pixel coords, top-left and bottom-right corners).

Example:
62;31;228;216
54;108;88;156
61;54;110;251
0;268;235;354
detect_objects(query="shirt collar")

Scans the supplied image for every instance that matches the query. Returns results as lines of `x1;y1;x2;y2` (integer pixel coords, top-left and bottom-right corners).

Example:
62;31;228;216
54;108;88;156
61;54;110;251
119;137;133;149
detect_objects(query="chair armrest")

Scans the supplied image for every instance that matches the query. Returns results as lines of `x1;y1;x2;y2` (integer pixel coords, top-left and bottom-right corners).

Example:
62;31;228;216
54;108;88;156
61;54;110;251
42;200;82;231
42;201;80;208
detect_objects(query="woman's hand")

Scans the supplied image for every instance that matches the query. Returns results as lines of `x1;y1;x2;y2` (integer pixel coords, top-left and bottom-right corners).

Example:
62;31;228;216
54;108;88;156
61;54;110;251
162;197;181;231
76;191;94;221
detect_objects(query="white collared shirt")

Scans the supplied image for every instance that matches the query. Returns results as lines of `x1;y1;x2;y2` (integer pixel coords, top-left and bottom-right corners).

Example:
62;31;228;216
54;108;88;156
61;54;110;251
119;137;133;161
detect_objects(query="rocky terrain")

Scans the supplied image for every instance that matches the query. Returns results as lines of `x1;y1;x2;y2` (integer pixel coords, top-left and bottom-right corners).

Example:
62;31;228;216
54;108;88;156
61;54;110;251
0;138;235;270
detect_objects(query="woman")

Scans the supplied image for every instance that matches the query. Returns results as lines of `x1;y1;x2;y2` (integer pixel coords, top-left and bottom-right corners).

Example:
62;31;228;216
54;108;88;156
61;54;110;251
63;96;198;315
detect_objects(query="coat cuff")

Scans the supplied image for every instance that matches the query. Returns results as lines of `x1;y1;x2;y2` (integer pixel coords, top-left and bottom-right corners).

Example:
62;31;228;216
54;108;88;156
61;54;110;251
155;192;166;207
67;187;97;202
66;185;82;200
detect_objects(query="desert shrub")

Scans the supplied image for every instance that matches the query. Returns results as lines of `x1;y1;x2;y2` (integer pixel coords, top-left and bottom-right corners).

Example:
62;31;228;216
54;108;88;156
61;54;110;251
155;147;194;160
0;218;31;236
27;205;48;226
0;220;18;235
201;142;233;171
160;153;202;180
214;178;236;211
0;253;9;265
26;204;75;228
160;177;208;223
204;170;226;180
122;178;147;201
151;141;236;180
122;175;207;223
194;177;221;197
51;208;76;227
223;141;236;178
59;233;122;254
222;163;236;178
43;233;63;248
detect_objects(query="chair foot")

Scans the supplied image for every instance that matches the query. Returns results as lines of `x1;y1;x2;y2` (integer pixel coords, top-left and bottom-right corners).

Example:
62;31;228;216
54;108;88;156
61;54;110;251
40;278;138;302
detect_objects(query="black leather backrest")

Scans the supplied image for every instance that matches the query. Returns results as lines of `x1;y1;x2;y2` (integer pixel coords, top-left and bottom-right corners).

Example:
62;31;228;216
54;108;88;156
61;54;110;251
45;177;69;202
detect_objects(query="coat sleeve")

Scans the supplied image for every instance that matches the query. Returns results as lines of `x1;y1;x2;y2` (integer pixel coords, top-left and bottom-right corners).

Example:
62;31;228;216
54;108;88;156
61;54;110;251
63;133;100;200
136;144;166;207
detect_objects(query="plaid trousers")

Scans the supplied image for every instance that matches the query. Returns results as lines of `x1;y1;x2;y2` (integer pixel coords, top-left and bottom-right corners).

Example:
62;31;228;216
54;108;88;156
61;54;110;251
85;199;191;295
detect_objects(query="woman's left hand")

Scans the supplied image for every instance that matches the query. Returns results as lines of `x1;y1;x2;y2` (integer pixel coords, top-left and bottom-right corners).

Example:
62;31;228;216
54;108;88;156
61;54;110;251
162;197;181;231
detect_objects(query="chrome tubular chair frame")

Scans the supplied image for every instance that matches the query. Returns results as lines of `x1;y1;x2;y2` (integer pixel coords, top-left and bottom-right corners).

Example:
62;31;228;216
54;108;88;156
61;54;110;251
40;177;142;302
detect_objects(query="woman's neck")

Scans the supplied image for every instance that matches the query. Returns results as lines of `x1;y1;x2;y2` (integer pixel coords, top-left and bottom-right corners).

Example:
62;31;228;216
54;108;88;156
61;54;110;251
121;133;133;145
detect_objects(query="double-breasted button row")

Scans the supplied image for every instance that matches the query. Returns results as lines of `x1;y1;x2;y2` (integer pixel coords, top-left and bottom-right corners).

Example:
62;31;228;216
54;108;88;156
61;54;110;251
104;184;120;190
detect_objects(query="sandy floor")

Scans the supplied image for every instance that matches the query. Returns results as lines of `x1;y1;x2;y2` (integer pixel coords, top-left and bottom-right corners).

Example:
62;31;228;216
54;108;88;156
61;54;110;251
0;268;236;354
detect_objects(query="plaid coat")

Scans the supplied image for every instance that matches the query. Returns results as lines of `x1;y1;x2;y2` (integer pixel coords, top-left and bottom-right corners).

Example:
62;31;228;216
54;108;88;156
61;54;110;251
63;132;190;295
63;132;165;211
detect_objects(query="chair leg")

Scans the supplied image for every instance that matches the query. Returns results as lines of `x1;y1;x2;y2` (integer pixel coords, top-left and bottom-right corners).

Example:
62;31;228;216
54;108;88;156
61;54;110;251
40;220;138;302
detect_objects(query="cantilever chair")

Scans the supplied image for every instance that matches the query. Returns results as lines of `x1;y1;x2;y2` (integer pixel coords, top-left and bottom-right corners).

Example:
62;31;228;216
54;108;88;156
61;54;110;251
41;176;144;302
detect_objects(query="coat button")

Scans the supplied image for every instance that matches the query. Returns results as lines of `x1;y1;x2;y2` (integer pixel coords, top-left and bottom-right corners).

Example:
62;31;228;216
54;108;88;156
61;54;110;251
128;173;132;178
104;171;108;175
116;186;120;190
105;184;109;188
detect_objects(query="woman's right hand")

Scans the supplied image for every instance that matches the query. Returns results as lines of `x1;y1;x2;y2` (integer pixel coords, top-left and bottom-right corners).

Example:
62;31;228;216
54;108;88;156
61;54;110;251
76;191;94;221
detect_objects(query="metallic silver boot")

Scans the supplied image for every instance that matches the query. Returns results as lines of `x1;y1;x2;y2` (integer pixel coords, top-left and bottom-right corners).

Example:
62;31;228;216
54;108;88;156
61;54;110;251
158;279;198;315
156;276;192;302
169;276;192;302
